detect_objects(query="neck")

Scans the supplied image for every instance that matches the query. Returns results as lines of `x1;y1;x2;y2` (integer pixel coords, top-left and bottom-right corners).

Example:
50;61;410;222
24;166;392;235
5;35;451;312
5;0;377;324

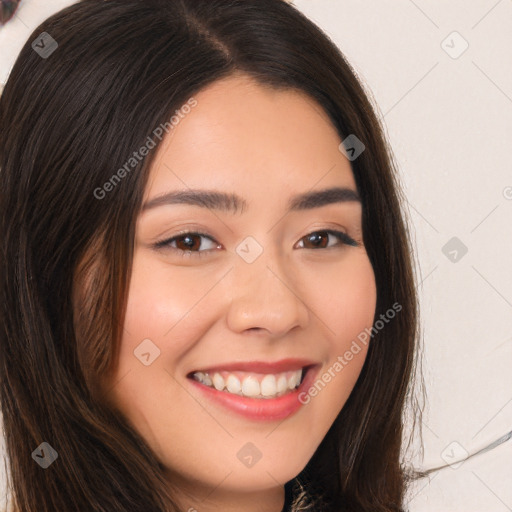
168;476;287;512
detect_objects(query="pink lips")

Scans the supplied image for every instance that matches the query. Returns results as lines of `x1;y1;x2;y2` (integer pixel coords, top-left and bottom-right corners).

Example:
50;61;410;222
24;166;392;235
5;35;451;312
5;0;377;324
187;359;321;421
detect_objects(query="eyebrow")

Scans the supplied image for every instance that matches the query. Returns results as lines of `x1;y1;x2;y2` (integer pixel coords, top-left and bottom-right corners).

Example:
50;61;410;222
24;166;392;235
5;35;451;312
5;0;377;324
141;186;361;214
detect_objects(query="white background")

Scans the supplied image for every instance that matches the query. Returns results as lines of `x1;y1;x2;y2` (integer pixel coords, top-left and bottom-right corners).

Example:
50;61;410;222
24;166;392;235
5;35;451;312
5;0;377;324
1;1;511;510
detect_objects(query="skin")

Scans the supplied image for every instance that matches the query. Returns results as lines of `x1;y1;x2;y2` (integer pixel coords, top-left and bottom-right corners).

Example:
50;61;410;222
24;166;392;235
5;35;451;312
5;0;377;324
106;73;377;512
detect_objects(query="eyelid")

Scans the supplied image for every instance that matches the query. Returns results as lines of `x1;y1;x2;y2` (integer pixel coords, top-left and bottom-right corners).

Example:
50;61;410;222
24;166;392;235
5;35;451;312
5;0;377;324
152;228;359;258
152;230;220;257
295;229;359;249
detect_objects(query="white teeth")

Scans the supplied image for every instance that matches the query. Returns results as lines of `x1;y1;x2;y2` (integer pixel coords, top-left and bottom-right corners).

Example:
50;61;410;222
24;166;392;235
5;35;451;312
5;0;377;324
260;374;277;397
241;375;261;397
276;375;288;394
193;372;213;387
212;373;225;391
226;375;242;395
192;368;304;399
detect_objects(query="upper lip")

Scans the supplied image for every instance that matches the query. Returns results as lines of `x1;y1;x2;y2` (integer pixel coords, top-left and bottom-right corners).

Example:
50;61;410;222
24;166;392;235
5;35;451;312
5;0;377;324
188;358;319;375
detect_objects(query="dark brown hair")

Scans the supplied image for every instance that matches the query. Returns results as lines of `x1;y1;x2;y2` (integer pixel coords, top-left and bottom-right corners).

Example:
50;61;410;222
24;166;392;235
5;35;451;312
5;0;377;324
0;1;421;510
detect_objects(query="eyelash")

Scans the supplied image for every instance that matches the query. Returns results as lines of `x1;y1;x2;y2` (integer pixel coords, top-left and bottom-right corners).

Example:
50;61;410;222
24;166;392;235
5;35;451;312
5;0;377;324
153;229;359;259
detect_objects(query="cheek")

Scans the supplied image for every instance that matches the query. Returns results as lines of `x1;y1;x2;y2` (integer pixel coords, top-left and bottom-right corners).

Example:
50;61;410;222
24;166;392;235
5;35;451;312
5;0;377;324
296;253;376;417
304;253;377;343
121;255;217;362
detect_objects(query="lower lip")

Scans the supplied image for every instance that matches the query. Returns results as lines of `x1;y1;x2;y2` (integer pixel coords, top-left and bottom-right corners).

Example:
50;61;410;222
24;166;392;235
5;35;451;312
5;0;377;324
187;365;320;421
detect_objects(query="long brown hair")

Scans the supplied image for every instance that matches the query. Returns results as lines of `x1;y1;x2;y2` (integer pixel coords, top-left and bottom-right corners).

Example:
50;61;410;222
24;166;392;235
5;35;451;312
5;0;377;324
0;1;421;510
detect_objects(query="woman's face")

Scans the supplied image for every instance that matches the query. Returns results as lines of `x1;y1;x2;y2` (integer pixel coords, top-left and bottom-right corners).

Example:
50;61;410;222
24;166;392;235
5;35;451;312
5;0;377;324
107;74;376;508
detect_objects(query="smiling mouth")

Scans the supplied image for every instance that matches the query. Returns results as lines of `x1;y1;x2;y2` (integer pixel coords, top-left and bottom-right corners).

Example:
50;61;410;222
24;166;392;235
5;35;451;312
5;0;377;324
187;366;311;400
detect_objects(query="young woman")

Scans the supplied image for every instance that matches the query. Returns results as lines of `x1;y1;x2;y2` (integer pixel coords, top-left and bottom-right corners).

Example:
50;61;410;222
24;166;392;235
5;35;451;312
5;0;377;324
0;1;420;510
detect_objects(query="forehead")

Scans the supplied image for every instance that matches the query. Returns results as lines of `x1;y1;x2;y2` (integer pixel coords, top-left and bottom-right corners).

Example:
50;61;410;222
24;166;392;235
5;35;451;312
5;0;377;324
145;74;356;200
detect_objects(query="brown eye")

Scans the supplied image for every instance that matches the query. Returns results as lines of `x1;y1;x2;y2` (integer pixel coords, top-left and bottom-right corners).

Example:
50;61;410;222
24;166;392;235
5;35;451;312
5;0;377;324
303;232;329;249
174;234;202;251
153;231;220;257
297;230;359;250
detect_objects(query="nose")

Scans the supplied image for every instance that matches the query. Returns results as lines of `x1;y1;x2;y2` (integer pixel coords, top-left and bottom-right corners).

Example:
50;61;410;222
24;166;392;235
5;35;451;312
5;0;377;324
225;247;310;338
